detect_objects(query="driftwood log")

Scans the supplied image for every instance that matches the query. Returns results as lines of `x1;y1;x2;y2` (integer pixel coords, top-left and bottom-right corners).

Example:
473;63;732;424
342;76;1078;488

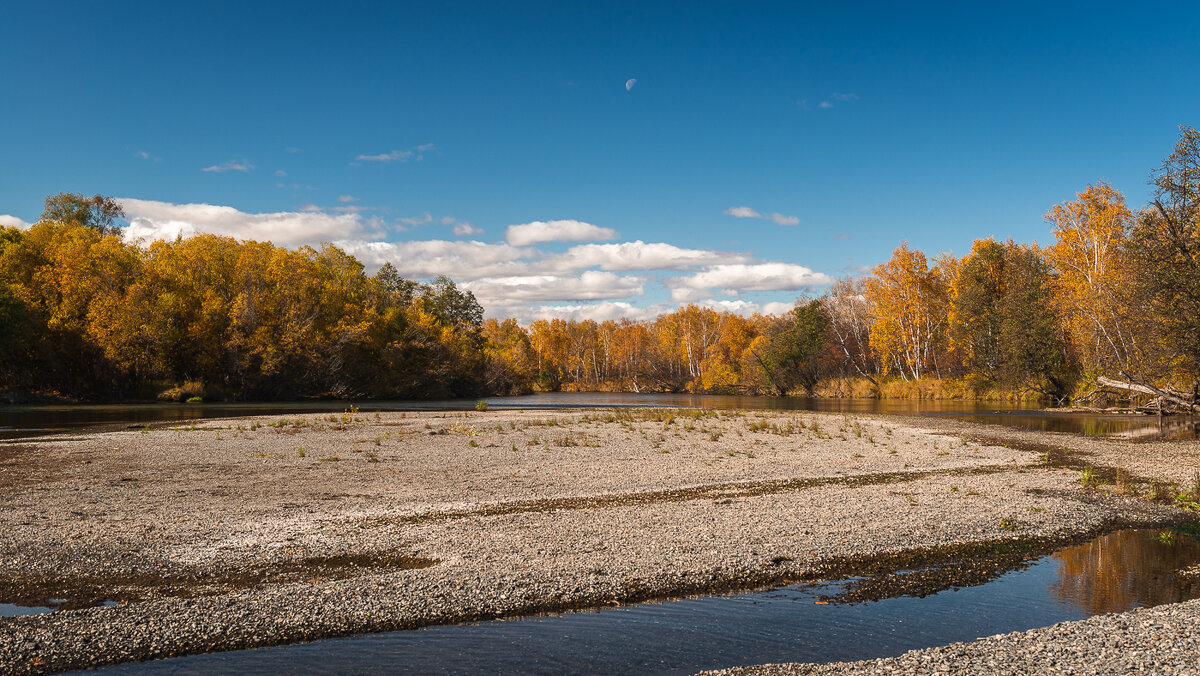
1088;372;1198;414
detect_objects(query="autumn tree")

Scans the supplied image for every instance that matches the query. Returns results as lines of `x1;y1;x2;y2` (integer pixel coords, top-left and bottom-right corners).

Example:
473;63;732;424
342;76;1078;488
1045;182;1143;376
39;192;126;234
948;238;1007;383
865;243;949;380
995;243;1071;398
821;278;878;387
482;318;537;395
742;300;831;395
1129;126;1200;380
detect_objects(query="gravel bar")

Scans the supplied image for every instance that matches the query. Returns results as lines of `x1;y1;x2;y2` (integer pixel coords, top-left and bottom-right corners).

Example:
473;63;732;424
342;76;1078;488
0;408;1193;674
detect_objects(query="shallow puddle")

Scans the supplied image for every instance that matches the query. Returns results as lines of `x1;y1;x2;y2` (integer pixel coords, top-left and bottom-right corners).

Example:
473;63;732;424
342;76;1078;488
78;528;1200;675
0;603;54;618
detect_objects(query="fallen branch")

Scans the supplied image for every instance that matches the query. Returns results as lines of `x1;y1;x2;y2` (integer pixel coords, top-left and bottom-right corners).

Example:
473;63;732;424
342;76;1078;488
1095;373;1198;413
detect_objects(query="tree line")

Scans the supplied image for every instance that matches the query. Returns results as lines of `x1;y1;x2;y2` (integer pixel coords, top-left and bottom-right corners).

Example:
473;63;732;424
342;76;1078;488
3;128;1200;403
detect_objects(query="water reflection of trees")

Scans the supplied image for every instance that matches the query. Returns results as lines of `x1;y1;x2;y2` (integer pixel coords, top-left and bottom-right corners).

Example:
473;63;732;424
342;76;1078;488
1051;530;1200;615
1115;418;1200;440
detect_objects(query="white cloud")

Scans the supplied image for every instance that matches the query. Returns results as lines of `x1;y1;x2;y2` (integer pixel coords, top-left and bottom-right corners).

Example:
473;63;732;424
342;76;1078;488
275;170;287;177
337;195;356;203
108;198;833;324
136;151;150;160
118;198;380;247
819;101;834;109
356;143;435;163
666;263;833;301
551;241;751;272
339;239;532;280
831;93;859;102
201;159;253;173
505;220;617;246
693;299;795;316
723;206;799;226
0;214;31;229
524;301;664;323
464;271;643;303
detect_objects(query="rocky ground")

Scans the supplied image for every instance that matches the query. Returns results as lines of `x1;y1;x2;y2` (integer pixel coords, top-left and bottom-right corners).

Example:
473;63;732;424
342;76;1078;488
708;598;1200;675
0;408;1194;674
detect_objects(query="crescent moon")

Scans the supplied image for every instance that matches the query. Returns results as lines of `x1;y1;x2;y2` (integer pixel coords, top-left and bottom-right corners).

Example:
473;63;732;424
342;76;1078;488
625;78;637;91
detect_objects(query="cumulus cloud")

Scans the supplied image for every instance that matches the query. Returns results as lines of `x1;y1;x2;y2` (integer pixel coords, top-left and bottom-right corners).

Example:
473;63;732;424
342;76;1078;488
356;143;435;163
666;263;833;301
723;206;799;227
110;198;834;324
505;220;617;246
338;239;532;280
0;214;31;229
463;271;643;303
694;299;796;316
118;198;380;247
551;241;751;273
525;301;665;323
201;159;253;173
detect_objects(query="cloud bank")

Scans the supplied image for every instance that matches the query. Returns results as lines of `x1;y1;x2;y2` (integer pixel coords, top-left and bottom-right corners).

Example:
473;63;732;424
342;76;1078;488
114;199;833;322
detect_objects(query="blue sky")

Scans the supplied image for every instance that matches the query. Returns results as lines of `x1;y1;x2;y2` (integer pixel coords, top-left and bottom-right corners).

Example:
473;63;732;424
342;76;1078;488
2;1;1198;320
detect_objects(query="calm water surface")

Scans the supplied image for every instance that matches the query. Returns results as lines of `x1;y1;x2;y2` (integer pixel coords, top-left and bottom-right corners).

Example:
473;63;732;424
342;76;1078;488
3;392;1195;440
79;529;1200;675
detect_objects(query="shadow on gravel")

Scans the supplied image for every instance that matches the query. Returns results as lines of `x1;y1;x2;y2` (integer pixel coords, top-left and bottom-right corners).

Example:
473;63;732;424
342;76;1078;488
0;552;437;612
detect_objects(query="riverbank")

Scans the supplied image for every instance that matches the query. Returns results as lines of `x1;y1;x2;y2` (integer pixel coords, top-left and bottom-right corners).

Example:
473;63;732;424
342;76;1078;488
0;409;1194;673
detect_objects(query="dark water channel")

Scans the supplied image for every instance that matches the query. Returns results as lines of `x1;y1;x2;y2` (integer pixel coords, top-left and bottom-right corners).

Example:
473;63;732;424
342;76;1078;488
78;528;1200;675
4;392;1198;441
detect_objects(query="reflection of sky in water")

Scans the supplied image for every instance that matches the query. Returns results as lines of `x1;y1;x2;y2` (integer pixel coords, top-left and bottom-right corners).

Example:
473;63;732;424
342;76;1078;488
5;393;1195;441
83;530;1200;676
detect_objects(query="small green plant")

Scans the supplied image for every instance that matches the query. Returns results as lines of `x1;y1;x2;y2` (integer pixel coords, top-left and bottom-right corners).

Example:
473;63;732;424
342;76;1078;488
297;447;306;458
709;431;722;442
999;518;1017;531
1157;529;1177;546
510;441;518;452
468;440;479;447
367;454;379;463
475;400;489;412
1080;467;1101;488
319;455;341;462
186;396;203;403
949;486;958;493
